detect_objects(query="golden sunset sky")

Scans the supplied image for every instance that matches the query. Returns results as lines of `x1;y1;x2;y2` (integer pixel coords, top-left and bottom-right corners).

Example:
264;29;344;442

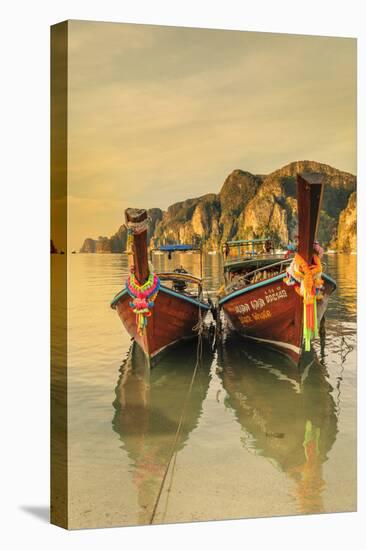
67;20;356;250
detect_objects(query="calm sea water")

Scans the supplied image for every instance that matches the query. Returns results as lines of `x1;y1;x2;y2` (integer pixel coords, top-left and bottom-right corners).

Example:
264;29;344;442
66;252;356;529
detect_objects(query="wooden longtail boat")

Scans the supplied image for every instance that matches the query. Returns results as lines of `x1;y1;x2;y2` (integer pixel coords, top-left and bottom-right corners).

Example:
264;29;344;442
218;173;337;364
111;208;210;365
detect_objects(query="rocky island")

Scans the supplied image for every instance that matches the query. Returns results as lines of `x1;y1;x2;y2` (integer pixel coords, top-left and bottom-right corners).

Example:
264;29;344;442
80;160;356;254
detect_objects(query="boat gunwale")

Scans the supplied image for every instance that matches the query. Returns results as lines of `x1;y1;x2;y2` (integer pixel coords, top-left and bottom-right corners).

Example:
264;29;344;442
111;283;211;310
219;271;337;306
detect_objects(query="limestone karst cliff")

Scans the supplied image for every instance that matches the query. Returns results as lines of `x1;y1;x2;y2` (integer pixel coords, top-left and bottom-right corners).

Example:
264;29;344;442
331;192;356;253
80;160;356;252
80;208;163;253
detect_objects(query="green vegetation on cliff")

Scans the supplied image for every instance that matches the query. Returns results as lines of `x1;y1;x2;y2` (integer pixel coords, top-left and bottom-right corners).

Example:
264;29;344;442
331;192;356;252
80;160;356;252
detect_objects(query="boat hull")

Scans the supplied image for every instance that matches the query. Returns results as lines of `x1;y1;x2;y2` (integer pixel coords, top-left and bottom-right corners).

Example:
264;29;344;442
219;273;336;364
112;285;210;365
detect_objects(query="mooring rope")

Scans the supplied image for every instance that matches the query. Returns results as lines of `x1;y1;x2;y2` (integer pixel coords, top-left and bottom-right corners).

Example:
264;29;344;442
331;271;354;419
149;304;204;524
336;320;353;419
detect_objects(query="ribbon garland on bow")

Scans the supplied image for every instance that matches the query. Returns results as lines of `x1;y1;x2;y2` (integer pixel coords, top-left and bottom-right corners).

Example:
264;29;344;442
126;270;160;335
284;253;324;351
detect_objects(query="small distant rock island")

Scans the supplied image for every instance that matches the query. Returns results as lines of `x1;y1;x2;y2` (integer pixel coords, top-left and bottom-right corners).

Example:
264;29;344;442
79;160;357;254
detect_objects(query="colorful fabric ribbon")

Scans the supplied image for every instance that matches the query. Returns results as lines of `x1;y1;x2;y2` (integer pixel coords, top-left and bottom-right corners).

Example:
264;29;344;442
126;271;160;335
284;253;324;351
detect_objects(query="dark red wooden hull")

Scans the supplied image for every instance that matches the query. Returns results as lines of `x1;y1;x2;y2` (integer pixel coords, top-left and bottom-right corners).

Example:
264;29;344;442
219;273;336;364
112;286;210;365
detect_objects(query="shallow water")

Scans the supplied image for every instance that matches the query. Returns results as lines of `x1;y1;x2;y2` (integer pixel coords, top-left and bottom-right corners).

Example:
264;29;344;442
66;253;356;528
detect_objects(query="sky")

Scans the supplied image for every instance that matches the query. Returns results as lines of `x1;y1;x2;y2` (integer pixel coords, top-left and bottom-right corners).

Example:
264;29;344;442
67;20;356;250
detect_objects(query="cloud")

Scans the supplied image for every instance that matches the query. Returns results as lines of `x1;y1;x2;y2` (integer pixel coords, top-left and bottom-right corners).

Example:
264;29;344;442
65;21;356;249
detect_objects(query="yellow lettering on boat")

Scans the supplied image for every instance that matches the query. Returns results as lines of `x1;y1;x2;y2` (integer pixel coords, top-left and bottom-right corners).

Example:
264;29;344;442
240;314;253;324
265;289;287;303
252;309;272;321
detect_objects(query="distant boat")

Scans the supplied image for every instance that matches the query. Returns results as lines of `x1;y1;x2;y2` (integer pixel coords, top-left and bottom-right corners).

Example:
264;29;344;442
207;250;217;255
111;208;211;366
218;173;336;365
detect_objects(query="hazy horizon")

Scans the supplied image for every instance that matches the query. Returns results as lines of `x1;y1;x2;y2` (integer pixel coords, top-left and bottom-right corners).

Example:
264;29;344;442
67;21;356;250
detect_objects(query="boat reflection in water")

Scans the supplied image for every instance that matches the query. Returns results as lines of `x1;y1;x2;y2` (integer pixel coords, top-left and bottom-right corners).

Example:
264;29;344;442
112;339;212;524
217;336;338;514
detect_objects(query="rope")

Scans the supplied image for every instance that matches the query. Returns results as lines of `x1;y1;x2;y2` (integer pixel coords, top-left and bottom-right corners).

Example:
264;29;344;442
149;305;204;524
160;433;180;521
158;304;206;521
325;262;354;419
335;310;353;419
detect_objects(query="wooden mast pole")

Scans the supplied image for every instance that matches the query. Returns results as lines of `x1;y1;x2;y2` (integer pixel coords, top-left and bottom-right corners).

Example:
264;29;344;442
297;173;324;263
125;208;149;285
